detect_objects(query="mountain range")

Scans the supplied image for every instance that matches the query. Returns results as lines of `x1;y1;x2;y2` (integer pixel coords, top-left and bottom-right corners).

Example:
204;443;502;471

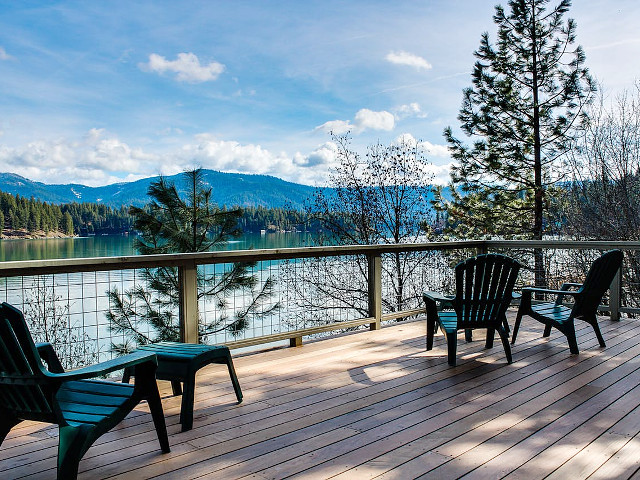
0;170;318;209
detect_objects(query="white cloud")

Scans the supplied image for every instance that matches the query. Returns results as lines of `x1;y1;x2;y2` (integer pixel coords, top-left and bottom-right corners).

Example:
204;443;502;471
0;130;329;186
293;142;337;167
354;109;395;131
157;127;185;136
421;140;450;158
0;47;11;60
0;130;158;186
315;109;395;135
315;119;352;135
175;135;332;185
140;52;225;83
393;133;450;158
0;131;449;189
386;51;432;70
393;133;453;185
393;103;428;120
427;161;454;185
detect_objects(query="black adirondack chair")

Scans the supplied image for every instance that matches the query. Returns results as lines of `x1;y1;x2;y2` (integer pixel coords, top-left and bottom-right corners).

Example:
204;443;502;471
0;302;170;480
424;253;521;366
511;249;623;354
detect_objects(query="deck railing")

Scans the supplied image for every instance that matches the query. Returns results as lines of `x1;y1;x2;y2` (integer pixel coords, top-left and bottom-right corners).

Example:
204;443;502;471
0;240;637;367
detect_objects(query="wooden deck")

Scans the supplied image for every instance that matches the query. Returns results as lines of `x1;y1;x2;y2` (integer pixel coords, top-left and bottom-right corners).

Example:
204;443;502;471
3;311;640;479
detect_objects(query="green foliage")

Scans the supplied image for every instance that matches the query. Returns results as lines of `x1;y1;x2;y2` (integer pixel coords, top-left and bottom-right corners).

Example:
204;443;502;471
63;212;74;236
107;168;278;353
238;206;319;233
0;187;317;237
0;190;135;236
437;0;594;241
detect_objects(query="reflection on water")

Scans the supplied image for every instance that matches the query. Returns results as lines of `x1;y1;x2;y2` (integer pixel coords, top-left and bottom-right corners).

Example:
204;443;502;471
0;232;318;262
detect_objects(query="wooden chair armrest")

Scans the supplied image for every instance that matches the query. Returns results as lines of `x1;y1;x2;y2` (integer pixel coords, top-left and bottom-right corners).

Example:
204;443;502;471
423;291;454;310
53;351;157;381
35;342;65;373
559;282;583;291
521;286;582;306
521;286;581;296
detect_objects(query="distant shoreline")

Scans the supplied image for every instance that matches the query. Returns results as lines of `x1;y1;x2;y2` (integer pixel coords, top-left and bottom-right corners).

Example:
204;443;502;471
0;229;73;240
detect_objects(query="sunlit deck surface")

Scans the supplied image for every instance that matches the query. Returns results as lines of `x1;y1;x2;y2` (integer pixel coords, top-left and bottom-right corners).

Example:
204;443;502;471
3;311;640;479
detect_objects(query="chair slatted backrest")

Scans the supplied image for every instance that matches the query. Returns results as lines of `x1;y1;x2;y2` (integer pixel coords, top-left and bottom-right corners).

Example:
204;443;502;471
454;254;521;329
0;303;56;421
572;250;623;319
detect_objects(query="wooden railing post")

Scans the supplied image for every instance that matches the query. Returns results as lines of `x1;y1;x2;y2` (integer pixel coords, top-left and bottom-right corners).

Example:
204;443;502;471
368;253;382;330
178;261;199;343
610;267;621;321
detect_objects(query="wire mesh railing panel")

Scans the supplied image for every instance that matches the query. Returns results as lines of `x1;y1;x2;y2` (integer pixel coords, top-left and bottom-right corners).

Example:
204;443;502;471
379;247;483;317
280;254;368;329
622;250;640;314
0;268;162;369
197;255;369;345
198;260;284;345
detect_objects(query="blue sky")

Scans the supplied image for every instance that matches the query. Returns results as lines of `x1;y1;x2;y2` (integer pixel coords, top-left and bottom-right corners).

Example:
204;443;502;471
0;0;638;187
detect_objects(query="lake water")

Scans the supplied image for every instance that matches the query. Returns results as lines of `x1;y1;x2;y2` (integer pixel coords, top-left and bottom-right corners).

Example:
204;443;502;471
0;232;318;262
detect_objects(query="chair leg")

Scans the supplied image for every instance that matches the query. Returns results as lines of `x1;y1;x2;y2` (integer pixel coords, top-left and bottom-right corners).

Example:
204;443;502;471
180;371;197;432
171;380;183;396
465;329;473;342
0;415;20;445
485;327;495;349
511;310;523;345
543;324;552;337
497;327;513;364
131;361;170;451
145;383;170;453
121;367;132;384
58;425;92;480
225;353;243;403
426;316;436;351
446;332;457;366
564;323;579;354
591;320;606;348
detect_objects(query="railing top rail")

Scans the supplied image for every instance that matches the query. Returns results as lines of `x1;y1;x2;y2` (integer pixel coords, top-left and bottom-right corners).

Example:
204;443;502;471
0;239;637;277
484;240;640;250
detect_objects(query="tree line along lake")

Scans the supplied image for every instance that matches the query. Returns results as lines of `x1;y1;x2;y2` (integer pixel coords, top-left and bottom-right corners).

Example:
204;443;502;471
0;231;317;262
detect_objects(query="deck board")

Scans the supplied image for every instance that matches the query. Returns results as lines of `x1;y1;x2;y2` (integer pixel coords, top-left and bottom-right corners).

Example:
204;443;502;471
2;311;640;479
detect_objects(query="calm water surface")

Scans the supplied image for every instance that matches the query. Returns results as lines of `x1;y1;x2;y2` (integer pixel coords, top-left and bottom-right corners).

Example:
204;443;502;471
0;232;317;262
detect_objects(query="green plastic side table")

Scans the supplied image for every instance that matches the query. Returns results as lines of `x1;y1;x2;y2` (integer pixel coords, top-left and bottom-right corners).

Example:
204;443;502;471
123;342;243;431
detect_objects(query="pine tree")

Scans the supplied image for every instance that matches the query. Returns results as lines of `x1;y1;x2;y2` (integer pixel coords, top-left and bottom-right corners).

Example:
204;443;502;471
107;168;277;353
63;212;74;236
437;0;595;284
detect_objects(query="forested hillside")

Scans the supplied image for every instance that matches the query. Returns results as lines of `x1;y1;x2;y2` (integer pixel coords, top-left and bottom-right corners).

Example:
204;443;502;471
0;191;134;237
0;191;318;238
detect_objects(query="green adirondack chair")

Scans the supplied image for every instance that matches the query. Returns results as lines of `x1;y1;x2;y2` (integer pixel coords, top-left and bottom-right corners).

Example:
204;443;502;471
424;253;522;366
0;302;170;480
511;249;623;354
